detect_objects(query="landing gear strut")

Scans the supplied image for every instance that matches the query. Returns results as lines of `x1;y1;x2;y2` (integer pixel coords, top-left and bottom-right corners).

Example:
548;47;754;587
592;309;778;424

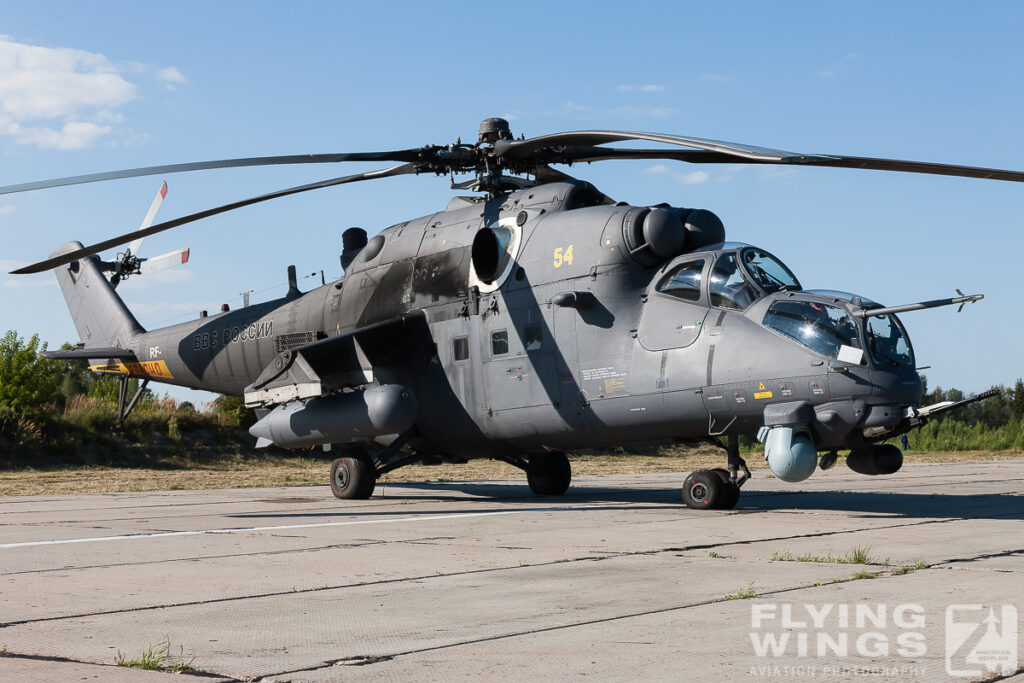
683;435;749;510
329;428;417;500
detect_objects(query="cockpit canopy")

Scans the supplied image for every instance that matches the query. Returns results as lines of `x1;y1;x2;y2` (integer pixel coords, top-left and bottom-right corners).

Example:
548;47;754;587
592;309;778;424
653;245;914;367
656;244;800;311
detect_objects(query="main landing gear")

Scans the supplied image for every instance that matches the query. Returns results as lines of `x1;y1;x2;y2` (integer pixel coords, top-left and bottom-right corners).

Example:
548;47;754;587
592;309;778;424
329;429;419;500
495;451;572;495
682;435;750;510
328;438;573;500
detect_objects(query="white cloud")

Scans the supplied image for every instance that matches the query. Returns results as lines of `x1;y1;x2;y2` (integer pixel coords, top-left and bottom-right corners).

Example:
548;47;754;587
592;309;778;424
157;66;187;91
0;37;137;120
815;68;835;78
644;164;671;175
679;171;709;185
617;84;665;92
0;36;178;149
760;166;799;180
701;74;734;83
563;101;592;114
4;120;112;150
0;204;14;214
608;105;677;119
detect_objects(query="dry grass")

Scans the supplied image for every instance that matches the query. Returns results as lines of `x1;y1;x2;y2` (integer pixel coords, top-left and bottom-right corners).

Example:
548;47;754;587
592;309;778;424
1;446;1021;497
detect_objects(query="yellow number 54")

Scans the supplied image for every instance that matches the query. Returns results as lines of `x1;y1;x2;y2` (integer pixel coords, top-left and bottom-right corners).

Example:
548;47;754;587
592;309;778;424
553;245;574;268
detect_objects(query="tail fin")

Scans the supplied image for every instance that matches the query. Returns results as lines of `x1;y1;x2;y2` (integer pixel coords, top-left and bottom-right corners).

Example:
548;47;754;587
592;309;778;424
52;241;145;349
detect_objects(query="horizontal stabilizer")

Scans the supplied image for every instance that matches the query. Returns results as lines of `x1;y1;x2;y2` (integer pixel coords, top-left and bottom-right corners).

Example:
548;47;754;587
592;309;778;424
42;347;137;360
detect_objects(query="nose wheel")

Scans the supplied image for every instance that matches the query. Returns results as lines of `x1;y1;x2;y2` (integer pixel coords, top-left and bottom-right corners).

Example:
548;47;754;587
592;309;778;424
683;435;748;510
682;469;740;509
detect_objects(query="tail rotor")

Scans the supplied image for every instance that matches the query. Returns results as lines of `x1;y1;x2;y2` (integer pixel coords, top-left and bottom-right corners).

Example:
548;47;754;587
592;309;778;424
100;181;190;287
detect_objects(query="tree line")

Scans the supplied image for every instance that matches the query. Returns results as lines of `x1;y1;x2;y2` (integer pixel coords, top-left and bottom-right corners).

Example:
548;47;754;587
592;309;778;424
0;331;252;452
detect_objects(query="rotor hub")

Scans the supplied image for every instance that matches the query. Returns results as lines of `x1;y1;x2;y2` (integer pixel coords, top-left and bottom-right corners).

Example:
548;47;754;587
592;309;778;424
478;117;512;144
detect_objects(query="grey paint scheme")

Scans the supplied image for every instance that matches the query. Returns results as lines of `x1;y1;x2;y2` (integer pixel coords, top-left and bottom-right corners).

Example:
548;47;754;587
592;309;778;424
54;180;921;458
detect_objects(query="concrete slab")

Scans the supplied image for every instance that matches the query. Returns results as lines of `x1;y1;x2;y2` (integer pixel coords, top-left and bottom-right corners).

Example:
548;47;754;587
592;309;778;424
1;459;1022;681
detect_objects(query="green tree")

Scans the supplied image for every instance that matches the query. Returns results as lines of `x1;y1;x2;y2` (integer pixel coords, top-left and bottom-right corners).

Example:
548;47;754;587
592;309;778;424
0;330;63;417
209;394;256;428
1013;378;1024;421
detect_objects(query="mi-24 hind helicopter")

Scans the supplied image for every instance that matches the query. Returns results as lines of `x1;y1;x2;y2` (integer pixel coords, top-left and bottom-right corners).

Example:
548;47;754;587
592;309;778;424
7;118;1019;509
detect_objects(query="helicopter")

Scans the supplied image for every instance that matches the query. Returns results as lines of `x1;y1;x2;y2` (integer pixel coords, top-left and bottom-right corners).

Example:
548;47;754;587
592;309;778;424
5;117;1019;509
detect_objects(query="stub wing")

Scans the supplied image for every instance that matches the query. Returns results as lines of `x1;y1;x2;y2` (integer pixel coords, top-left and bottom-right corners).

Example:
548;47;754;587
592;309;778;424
243;312;430;408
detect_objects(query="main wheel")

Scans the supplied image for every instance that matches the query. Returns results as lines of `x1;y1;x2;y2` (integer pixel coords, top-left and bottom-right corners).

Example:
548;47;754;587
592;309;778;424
682;469;726;509
526;452;571;495
330;454;376;500
710;468;741;510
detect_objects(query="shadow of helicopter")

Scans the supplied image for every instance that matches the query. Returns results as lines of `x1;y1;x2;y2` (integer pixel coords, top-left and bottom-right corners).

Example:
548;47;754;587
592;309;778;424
228;482;1024;521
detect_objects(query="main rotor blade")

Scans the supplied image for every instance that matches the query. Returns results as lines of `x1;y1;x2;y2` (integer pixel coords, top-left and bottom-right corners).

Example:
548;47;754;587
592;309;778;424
499;131;1024;183
785;154;1024;183
0;150;422;196
11;163;418;274
556;146;1024;182
495;131;794;162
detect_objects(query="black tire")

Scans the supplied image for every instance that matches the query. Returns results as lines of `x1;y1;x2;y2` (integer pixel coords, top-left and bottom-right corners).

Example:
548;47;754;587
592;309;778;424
710;468;741;510
330;455;376;500
526;452;571;495
682;469;725;509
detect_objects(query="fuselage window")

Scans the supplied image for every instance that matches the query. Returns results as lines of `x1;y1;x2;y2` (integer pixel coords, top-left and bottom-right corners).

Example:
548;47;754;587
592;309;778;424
491;330;509;356
656;259;705;302
709;252;759;311
524;323;542;351
453;336;469;361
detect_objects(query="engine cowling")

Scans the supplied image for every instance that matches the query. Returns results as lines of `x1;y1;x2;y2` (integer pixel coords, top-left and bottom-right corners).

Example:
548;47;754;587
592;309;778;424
621;206;725;267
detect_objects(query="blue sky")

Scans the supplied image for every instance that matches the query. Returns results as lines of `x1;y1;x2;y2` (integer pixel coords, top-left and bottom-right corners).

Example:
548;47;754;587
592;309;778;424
2;1;1023;405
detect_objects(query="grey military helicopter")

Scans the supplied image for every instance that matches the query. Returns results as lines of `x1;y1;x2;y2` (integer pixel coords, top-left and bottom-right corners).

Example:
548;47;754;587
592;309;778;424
6;118;1019;509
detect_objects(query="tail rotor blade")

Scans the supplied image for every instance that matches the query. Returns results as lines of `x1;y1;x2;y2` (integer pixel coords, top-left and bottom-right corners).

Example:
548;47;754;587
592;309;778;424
127;180;168;256
138;247;189;275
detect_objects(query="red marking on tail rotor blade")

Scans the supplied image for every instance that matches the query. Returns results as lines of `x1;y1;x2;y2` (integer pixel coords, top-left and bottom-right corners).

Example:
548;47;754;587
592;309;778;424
181;249;190;264
159;181;168;198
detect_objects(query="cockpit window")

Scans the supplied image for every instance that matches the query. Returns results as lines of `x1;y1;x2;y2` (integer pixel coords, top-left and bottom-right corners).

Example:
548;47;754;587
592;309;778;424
866;315;913;366
656;259;705;302
742;248;800;293
709;253;759;311
763;301;863;360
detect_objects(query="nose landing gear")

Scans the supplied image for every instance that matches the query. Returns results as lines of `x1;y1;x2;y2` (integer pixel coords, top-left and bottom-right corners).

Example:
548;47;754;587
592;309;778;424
683;435;749;510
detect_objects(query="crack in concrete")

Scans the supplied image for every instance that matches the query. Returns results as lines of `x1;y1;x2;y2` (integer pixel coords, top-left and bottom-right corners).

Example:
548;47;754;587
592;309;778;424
0;650;231;680
5;512;1013;630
